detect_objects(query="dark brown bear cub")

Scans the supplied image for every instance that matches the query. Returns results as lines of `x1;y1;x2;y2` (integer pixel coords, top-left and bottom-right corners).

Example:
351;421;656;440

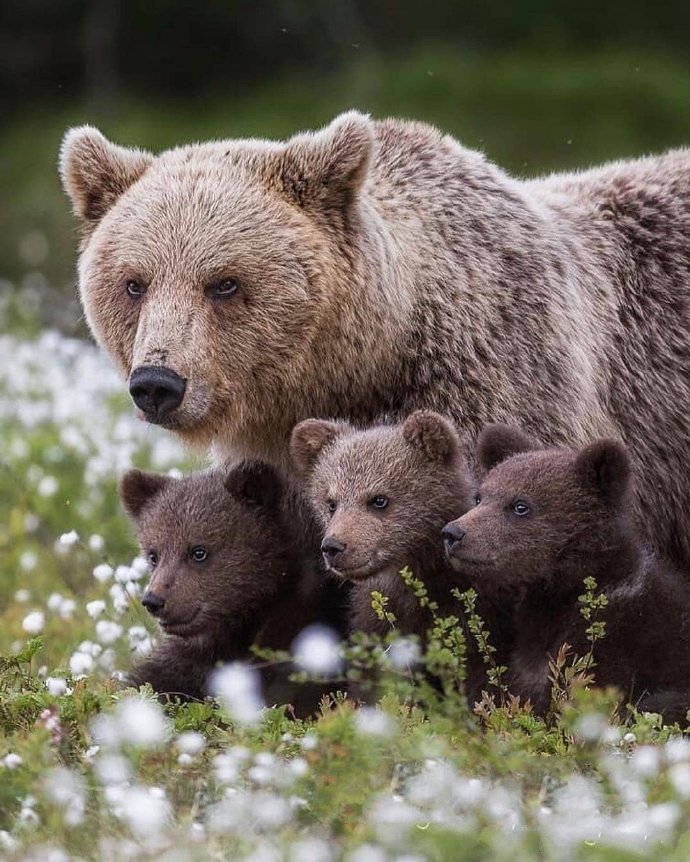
120;461;345;713
443;425;690;722
290;410;511;703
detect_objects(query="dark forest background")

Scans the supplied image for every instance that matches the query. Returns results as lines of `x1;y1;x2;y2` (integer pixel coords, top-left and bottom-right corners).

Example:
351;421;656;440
2;0;690;332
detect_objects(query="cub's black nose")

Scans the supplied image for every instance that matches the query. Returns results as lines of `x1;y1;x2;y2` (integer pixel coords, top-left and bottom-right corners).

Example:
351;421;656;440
141;592;166;617
442;522;466;555
129;366;186;421
321;537;345;564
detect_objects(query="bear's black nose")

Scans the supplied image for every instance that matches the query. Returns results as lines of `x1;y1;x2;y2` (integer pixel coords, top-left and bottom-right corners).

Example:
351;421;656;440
129;366;186;422
141;592;166;617
442;522;466;555
321;537;345;564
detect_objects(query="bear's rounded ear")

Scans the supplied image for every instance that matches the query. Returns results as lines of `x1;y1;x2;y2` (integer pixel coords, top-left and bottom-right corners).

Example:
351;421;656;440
59;126;153;227
119;470;170;519
281;111;374;214
225;460;284;509
289;419;346;476
575;439;631;505
477;424;535;471
403;411;460;463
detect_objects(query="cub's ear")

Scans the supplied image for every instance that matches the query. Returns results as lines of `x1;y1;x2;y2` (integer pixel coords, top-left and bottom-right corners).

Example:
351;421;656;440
281;111;374;214
403;411;460;463
59;126;153;226
119;470;170;519
289;419;347;476
225;460;284;509
575;438;631;505
477;424;535;471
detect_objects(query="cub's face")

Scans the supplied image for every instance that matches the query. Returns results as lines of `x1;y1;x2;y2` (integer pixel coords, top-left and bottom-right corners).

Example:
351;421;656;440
60;114;374;454
443;425;632;593
119;463;292;649
290;412;473;581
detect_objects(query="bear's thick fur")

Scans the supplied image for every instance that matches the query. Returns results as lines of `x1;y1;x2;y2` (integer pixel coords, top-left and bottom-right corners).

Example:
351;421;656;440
61;113;690;566
444;424;690;721
120;461;346;713
290;410;512;702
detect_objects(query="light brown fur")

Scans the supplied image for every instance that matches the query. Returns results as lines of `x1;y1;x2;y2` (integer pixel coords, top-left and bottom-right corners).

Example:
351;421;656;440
61;114;690;565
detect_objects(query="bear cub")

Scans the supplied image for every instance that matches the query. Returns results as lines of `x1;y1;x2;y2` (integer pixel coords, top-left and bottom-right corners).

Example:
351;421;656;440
443;424;690;722
290;410;512;702
120;460;346;713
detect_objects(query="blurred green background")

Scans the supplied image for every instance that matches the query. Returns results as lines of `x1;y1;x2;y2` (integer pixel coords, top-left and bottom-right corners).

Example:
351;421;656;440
2;0;690;334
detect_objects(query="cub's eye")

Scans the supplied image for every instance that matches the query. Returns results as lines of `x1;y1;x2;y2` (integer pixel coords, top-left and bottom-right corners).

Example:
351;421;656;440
190;546;209;562
474;493;481;506
125;279;146;299
326;499;337;515
511;500;531;517
147;550;159;568
370;495;389;510
207;278;239;299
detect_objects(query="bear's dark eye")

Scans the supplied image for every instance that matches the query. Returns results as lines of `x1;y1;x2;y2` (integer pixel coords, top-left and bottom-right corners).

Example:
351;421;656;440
190;546;209;562
326;499;337;515
147;550;159;568
370;495;389;510
207;278;239;299
474;493;481;506
126;279;146;299
511;500;531;517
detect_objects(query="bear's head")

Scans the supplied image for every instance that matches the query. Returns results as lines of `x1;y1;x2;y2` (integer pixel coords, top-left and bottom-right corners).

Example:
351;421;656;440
290;411;473;581
60;113;378;459
119;461;295;651
443;424;634;593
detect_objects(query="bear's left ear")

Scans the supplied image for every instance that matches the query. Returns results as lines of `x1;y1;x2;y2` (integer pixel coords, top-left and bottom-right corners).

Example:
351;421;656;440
290;419;348;476
477;424;535;472
280;111;374;214
225;460;284;510
119;470;171;520
575;439;631;505
403;411;460;463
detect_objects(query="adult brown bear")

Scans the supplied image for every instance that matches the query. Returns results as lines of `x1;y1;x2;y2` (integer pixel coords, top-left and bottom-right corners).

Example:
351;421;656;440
60;113;690;565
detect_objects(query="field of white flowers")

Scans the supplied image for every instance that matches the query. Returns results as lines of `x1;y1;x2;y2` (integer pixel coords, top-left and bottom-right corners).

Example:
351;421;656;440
3;285;690;861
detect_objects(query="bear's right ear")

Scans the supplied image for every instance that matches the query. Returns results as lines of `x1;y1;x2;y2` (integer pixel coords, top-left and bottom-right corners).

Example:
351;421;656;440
225;460;284;510
289;419;346;476
477;424;535;471
281;111;374;215
119;470;170;519
59;126;153;227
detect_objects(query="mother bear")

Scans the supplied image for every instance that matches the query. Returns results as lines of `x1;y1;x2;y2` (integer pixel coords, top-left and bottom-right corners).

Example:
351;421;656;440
60;112;690;566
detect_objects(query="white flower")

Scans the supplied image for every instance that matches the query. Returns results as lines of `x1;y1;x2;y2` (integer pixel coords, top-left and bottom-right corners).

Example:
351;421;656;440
38;475;58;497
387;637;421;670
115;565;136;583
95;620;123;645
45;677;68;696
58;530;80;548
2;753;22;769
22;610;45;634
14;588;31;602
292;625;342;675
88;534;105;551
118;785;171;838
19;552;37;572
177;731;206;755
115;697;171;747
355;707;393;738
348;846;387;862
59;598;76;619
93;563;114;583
69;651;94;676
86;600;106;619
211;662;265;725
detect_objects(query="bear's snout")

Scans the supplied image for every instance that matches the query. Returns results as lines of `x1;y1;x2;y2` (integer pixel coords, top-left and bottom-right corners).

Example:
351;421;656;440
442;521;466;556
129;366;186;422
321;536;345;566
141;591;166;617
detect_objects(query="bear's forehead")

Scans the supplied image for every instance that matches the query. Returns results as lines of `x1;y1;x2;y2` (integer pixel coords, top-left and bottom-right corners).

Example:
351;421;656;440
483;450;579;499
